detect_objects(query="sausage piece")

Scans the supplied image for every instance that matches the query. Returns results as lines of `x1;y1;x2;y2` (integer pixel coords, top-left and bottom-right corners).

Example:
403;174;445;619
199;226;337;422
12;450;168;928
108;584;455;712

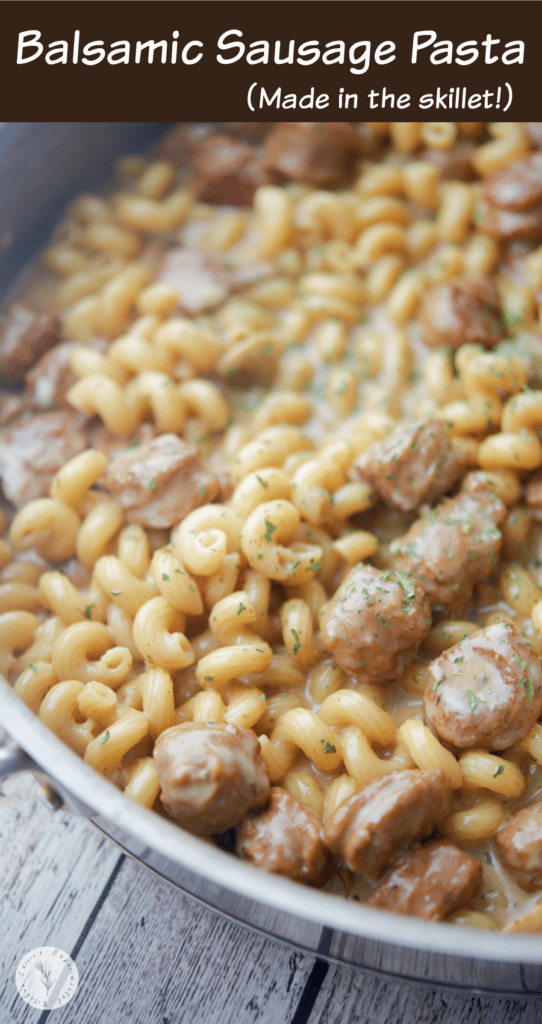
0;410;88;508
153;722;270;837
482;153;542;212
263;122;360;188
318;564;430;682
419;142;476;182
25;342;76;411
101;433;219;528
323;769;453;879
223;123;272;144
419;277;504;351
475;202;542;244
237;787;330;884
524;123;542;149
393;490;505;611
354;419;466;514
424;621;542;751
496;801;542;890
368;841;482;920
193;135;272;206
0;303;60;382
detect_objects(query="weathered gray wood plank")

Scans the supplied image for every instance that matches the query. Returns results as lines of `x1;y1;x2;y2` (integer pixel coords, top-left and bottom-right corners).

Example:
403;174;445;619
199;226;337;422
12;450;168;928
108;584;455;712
309;964;542;1024
0;766;313;1024
0;769;123;1021
60;854;314;1024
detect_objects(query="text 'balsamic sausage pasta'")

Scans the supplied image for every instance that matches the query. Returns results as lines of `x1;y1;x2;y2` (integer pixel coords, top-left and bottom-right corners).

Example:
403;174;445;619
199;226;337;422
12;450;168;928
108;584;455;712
5;119;542;932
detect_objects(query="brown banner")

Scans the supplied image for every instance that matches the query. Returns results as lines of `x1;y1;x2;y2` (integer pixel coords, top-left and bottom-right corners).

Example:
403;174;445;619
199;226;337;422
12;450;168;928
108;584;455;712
3;1;541;119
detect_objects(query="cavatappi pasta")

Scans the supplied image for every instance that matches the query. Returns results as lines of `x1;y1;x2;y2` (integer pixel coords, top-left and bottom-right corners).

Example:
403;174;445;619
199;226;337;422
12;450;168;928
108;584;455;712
5;120;542;931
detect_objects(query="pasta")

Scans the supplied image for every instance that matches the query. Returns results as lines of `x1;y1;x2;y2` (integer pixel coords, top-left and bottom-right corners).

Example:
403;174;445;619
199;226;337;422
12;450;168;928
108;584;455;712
4;119;542;932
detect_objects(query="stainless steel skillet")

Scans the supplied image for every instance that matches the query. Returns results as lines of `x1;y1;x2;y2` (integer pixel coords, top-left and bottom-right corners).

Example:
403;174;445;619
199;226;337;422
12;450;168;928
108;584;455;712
0;121;541;997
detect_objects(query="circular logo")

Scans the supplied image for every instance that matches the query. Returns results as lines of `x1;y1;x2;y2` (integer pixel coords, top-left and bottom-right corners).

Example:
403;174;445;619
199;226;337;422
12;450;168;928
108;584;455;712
15;947;78;1010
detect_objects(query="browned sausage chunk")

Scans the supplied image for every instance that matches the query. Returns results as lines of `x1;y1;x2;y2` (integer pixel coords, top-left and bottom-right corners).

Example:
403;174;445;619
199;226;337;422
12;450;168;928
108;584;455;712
424;621;542;751
101;433;219;528
419;142;476;182
475;202;542;244
419;277;504;351
237;787;330;884
223;123;272;144
368;841;482;920
193;135;271;206
393;490;505;611
323;770;452;879
482;154;542;211
153;722;270;837
263;122;360;188
496;801;542;891
354;419;466;514
524;123;542;148
0;303;60;382
157;123;216;166
25;342;76;410
318;564;430;682
0;411;88;508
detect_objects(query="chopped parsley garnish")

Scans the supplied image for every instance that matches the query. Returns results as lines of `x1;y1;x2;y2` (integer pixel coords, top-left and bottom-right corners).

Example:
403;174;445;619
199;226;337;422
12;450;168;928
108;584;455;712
291;629;301;656
162;573;170;581
84;605;94;620
147;479;157;491
321;739;337;754
395;570;417;613
98;730;110;747
521;677;535;700
264;518;276;543
256;475;268;488
493;765;505;778
466;690;483;713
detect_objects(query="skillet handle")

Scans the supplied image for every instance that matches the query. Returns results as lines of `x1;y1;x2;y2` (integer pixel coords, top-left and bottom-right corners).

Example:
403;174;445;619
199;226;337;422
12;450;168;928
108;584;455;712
0;737;65;810
0;741;34;779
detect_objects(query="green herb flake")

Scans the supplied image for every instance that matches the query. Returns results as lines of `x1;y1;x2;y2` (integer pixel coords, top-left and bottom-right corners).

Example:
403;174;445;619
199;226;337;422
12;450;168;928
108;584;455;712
84;605;94;621
394;570;417;613
291;628;302;656
147;479;157;491
237;602;245;615
98;730;111;747
264;518;277;543
466;689;483;713
28;664;38;673
256;475;268;488
321;739;337;754
493;765;505;778
521;677;535;700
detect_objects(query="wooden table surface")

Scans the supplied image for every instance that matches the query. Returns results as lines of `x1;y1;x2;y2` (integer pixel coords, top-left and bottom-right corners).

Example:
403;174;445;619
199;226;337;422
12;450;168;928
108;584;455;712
0;757;540;1024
